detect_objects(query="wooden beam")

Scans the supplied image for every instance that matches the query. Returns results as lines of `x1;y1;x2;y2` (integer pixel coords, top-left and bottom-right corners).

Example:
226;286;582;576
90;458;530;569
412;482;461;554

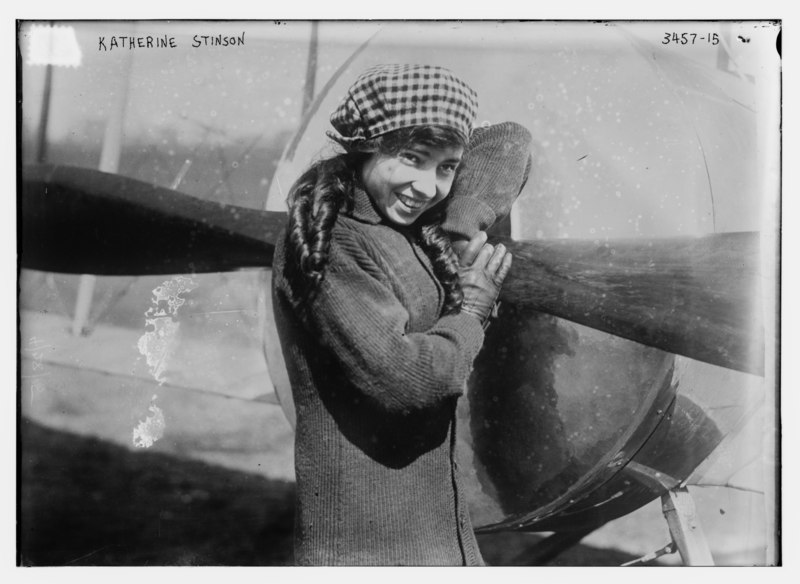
661;487;715;566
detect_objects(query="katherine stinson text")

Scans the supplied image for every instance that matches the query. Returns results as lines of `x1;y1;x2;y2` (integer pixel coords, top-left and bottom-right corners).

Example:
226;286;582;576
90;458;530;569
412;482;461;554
98;32;245;51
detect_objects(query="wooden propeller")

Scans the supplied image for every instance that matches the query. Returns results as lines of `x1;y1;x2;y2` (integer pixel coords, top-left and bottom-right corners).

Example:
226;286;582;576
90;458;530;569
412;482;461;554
21;164;764;376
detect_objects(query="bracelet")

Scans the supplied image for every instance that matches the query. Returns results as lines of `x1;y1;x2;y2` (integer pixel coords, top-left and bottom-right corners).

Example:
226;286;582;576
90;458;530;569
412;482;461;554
483;301;501;331
460;300;501;328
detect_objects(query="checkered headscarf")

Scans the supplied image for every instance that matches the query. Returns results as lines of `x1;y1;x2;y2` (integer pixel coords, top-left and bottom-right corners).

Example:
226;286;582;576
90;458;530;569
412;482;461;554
328;64;479;147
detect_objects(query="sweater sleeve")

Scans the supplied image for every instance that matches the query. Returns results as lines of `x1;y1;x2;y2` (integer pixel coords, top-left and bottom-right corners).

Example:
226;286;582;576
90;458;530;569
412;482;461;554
306;229;486;415
441;121;533;241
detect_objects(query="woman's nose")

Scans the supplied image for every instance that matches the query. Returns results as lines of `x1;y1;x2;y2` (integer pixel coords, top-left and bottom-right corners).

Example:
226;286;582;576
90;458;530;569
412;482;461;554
410;169;437;199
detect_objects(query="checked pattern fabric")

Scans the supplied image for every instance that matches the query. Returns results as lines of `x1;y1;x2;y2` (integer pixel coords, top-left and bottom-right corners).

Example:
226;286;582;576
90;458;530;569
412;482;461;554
328;64;479;146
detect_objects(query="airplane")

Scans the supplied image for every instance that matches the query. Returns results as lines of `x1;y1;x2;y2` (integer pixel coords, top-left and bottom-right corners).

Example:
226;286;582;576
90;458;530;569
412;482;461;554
18;158;770;566
18;20;780;566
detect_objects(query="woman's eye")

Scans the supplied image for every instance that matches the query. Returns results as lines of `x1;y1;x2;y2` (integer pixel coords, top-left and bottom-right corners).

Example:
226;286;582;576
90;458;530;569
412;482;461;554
400;152;421;164
439;164;458;175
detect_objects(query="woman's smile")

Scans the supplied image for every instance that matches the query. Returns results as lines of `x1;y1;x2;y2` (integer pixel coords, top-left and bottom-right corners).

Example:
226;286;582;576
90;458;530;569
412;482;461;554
395;192;427;210
361;144;464;226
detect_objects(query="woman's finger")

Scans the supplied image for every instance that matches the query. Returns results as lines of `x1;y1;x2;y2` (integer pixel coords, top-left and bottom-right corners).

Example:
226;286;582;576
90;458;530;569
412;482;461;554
493;253;513;285
486;243;506;274
459;231;487;266
473;242;495;268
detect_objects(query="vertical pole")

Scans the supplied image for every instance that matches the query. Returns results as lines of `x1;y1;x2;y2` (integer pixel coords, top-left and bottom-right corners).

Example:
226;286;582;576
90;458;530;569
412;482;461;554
661;487;715;566
36;63;53;164
34;22;56;164
71;275;96;336
301;21;319;116
97;57;132;175
71;49;134;336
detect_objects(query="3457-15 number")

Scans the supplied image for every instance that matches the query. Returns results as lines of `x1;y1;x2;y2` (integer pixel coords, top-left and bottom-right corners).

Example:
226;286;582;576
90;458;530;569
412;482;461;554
662;32;720;45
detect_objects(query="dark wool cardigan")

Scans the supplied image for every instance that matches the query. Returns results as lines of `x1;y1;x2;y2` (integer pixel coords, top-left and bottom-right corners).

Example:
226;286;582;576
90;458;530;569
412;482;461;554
272;122;532;566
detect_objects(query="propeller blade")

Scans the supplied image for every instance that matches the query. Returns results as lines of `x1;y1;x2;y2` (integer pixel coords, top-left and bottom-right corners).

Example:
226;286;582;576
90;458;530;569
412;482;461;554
497;233;763;376
21;164;282;275
21;164;763;375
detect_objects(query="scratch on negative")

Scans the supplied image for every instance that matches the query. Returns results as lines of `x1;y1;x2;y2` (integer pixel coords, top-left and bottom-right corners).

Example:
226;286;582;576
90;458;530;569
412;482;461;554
132;398;166;448
693;128;717;231
64;544;117;565
134;276;195;448
137;276;197;385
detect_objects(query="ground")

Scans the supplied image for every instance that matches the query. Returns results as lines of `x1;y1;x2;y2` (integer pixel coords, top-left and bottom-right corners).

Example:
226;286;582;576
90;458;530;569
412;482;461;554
19;419;645;566
17;272;771;566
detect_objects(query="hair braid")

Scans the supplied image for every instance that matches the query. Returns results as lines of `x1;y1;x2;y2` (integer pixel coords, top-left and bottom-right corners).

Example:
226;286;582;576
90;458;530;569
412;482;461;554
286;154;359;302
417;207;464;315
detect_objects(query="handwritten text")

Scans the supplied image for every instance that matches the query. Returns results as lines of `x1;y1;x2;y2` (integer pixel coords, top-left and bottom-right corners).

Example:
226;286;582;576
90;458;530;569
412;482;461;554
98;32;246;51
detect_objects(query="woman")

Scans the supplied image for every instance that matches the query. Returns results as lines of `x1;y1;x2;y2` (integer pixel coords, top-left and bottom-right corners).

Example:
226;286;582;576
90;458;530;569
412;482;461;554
272;64;531;566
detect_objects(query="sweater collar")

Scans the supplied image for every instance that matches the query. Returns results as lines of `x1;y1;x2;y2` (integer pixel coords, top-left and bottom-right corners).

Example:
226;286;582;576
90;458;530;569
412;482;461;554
348;185;449;236
349;185;385;225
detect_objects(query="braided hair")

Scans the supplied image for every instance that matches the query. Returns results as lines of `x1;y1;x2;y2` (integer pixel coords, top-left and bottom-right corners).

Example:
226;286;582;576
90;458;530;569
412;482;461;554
285;125;465;315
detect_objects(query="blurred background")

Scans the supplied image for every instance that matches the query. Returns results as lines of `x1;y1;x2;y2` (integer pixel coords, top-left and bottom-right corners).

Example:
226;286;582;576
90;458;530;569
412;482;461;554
18;20;780;566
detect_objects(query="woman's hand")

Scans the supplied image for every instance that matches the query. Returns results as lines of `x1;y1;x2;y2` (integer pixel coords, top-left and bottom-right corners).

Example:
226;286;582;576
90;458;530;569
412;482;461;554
456;231;512;323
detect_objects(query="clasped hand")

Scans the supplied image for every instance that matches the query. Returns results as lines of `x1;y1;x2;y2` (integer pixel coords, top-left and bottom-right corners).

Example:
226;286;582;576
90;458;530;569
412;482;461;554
454;231;512;323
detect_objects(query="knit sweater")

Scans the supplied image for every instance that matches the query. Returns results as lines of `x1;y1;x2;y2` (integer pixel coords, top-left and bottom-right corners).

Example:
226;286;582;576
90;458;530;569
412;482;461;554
271;122;532;566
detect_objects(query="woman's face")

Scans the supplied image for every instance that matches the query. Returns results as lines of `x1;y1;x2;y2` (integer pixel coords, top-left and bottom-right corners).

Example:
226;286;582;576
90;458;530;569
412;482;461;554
361;142;464;226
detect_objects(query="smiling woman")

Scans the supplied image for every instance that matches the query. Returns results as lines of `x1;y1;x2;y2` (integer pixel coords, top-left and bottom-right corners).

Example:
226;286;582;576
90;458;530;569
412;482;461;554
271;64;531;565
361;141;463;226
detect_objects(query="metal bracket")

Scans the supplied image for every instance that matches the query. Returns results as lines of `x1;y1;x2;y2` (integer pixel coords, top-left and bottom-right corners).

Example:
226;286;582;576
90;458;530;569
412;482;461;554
621;542;676;566
660;486;715;565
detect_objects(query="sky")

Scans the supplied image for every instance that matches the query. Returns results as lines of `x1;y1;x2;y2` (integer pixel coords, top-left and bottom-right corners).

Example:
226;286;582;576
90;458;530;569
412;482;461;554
18;20;780;241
